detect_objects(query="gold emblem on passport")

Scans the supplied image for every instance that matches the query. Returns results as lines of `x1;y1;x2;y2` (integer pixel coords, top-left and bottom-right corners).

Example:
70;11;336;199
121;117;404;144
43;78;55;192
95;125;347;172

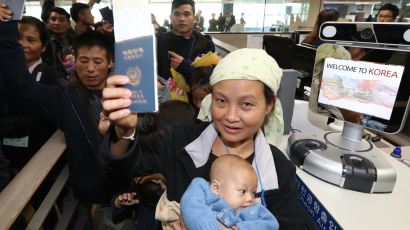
126;65;142;86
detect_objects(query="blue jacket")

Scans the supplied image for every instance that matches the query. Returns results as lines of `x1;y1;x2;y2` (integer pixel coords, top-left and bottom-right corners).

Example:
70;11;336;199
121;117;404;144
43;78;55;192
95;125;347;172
181;178;279;230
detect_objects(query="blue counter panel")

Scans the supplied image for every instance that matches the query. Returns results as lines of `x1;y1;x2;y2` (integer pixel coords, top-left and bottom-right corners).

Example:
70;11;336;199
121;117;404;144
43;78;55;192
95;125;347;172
296;176;343;230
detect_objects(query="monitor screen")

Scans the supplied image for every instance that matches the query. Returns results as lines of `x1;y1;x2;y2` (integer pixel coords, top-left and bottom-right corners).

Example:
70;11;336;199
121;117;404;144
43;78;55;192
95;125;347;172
309;43;410;134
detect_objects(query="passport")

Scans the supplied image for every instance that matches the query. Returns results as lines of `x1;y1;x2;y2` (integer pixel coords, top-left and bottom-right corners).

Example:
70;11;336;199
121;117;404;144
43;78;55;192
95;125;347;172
113;0;158;113
115;35;158;112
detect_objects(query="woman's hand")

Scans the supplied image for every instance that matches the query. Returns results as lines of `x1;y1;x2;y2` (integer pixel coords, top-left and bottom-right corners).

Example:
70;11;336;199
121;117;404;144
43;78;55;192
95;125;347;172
0;4;12;21
101;75;138;137
101;75;139;155
98;112;111;135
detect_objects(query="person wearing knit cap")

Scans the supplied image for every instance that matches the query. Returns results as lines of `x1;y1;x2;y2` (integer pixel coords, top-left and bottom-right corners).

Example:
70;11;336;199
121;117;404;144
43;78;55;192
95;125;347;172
100;48;306;229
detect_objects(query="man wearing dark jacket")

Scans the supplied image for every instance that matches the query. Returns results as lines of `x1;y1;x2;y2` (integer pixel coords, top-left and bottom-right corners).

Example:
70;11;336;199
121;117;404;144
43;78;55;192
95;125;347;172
0;148;10;192
0;68;11;193
42;7;76;80
0;21;117;205
157;0;215;85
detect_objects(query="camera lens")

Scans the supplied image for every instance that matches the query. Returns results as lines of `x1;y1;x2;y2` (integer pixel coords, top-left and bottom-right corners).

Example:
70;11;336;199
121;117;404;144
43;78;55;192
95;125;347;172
360;28;374;40
404;29;410;42
322;25;337;38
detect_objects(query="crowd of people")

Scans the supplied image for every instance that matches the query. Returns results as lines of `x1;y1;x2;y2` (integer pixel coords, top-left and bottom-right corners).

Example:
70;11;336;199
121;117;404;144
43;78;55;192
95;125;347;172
0;0;403;229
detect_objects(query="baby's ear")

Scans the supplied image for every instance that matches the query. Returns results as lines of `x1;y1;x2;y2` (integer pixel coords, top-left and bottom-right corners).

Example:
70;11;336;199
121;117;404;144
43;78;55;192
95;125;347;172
210;179;220;195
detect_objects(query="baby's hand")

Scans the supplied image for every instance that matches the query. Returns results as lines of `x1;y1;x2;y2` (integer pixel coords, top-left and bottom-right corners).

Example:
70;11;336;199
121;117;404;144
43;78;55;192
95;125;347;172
114;192;139;207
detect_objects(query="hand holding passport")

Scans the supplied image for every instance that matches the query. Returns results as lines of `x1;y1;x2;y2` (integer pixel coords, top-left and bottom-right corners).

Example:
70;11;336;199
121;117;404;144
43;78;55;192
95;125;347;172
0;0;25;21
0;4;12;21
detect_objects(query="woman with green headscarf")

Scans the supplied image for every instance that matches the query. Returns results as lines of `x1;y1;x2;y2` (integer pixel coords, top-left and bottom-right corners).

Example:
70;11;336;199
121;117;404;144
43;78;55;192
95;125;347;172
100;48;306;229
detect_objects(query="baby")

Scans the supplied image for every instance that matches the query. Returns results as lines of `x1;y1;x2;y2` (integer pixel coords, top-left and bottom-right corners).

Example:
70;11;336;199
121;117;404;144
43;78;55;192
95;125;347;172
181;154;279;230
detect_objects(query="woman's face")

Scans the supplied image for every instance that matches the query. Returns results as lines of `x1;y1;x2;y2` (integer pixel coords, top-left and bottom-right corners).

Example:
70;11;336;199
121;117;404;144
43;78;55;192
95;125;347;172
18;23;45;67
211;80;273;146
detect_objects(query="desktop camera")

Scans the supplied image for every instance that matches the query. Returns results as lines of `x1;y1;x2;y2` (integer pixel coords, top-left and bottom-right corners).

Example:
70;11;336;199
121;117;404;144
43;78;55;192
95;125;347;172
320;22;410;47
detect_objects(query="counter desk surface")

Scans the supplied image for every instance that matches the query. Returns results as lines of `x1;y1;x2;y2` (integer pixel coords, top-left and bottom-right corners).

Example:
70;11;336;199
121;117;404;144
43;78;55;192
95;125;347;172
279;100;410;230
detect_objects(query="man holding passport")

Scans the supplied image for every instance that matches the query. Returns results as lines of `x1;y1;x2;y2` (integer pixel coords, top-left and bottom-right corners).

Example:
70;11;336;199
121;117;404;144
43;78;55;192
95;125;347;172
157;0;215;84
0;6;116;207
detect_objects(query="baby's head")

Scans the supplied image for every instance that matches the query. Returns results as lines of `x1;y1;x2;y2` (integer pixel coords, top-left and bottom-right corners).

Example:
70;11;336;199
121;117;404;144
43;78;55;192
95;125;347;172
210;155;258;210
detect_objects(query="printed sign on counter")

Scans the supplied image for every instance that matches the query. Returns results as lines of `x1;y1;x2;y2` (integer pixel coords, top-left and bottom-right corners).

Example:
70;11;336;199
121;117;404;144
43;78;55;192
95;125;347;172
319;58;404;120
